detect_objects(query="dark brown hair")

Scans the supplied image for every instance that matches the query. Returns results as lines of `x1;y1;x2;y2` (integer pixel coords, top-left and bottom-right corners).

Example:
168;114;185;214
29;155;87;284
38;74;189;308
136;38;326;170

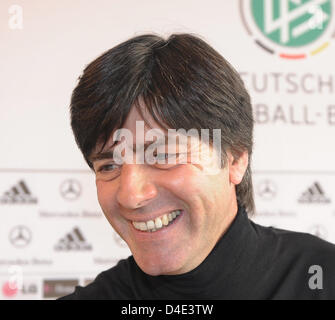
70;33;255;214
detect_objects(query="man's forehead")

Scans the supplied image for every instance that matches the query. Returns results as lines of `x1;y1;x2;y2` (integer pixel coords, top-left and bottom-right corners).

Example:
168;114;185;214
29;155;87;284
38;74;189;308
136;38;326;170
91;101;210;156
92;125;205;157
94;123;165;151
124;98;164;130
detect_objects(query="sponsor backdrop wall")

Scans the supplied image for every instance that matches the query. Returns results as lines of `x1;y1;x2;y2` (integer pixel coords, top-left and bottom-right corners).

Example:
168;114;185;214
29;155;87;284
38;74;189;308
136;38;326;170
1;0;334;299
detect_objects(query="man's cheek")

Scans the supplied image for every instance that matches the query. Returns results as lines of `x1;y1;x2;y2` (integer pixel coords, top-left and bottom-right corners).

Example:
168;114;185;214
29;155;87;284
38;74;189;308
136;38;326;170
97;196;109;215
96;182;104;203
96;183;114;208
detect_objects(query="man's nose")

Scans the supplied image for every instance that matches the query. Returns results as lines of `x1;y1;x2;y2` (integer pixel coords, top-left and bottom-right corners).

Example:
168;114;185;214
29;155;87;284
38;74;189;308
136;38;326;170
116;164;157;209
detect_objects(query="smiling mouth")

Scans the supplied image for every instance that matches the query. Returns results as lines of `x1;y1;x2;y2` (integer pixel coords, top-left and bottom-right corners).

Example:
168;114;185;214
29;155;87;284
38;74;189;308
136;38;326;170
131;210;182;232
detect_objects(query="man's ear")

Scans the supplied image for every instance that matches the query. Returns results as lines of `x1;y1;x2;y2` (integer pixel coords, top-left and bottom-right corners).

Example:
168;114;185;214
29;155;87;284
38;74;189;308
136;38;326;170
229;151;249;185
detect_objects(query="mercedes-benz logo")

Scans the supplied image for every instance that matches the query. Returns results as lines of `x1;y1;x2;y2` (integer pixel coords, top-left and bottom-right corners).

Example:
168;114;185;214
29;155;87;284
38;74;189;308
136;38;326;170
9;225;32;248
257;180;277;200
60;179;81;201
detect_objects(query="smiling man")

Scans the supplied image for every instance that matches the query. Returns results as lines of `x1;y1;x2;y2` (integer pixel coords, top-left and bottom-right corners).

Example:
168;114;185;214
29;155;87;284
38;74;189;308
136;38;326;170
90;104;242;277
60;33;335;300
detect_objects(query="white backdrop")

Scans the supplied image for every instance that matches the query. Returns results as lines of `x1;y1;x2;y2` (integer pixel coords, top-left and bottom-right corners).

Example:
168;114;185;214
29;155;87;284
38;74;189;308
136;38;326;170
1;0;334;299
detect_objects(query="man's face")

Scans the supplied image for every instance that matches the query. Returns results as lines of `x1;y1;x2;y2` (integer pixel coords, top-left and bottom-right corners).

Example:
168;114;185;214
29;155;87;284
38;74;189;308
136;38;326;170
91;104;244;276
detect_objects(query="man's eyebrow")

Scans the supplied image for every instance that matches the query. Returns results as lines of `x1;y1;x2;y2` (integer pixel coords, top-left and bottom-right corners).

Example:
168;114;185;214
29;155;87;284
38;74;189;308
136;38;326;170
90;151;115;162
89;136;169;162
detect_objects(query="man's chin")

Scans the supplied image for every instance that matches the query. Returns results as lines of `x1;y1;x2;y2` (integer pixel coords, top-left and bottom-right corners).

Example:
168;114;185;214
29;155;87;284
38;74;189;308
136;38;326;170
133;254;184;276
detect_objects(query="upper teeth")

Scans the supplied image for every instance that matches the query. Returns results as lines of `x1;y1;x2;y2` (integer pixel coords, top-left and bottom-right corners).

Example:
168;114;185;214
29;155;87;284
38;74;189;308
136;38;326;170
132;210;182;232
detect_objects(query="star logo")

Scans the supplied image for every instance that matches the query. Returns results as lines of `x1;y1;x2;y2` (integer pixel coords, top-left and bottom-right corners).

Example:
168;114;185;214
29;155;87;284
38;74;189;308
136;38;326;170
60;179;82;201
257;180;277;200
9;225;32;248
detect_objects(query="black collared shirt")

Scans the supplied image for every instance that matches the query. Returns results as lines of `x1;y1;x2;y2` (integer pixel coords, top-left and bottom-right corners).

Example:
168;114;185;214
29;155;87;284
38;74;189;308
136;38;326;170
59;206;335;299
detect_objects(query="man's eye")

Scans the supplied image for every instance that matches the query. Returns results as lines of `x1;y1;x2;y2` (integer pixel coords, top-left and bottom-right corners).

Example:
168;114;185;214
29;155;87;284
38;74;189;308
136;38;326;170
98;164;120;172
